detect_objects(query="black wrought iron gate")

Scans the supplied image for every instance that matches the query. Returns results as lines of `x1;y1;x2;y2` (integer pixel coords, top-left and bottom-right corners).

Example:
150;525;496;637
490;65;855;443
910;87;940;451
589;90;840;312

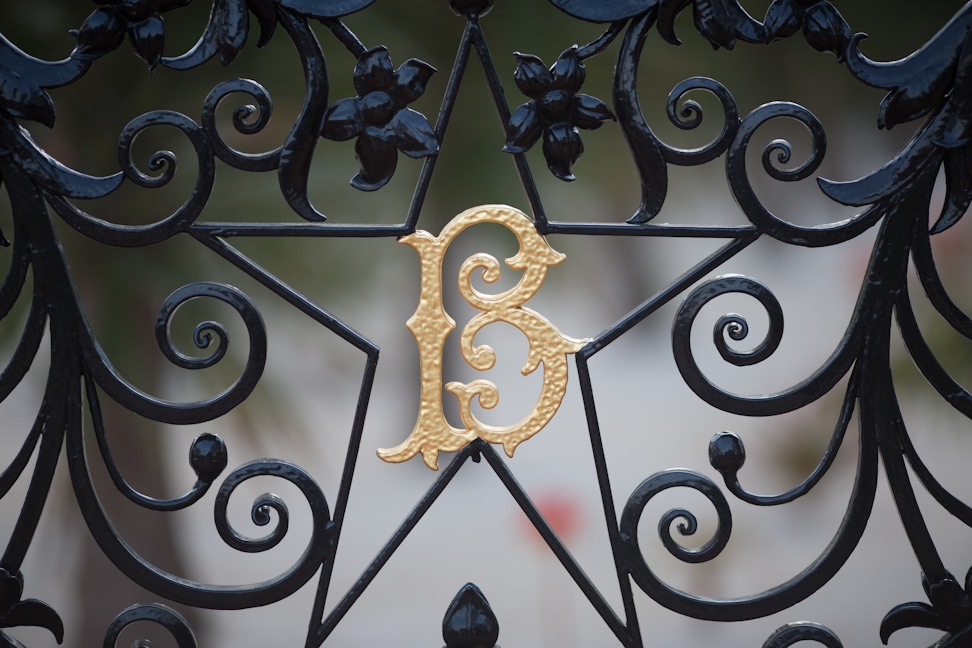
1;1;972;646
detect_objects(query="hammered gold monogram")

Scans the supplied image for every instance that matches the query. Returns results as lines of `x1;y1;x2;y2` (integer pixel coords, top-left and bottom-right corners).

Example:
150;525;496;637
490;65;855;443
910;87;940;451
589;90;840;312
378;205;590;469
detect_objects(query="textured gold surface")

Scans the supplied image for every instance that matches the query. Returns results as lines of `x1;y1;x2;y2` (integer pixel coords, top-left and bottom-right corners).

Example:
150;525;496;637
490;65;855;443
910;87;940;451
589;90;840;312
378;205;589;469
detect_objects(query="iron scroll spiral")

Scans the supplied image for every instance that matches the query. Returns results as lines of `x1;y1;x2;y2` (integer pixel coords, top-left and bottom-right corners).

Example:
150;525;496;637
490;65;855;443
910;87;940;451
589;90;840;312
81;282;268;426
2;1;972;646
103;604;198;648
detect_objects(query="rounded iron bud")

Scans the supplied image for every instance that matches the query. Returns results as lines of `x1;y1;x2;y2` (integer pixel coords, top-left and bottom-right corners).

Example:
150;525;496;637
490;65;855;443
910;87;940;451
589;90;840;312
189;433;228;482
709;431;745;473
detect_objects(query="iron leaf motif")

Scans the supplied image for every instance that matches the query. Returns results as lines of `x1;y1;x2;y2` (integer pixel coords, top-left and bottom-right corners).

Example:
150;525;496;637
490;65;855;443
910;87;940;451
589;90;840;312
822;4;972;232
0;39;59;127
160;0;282;69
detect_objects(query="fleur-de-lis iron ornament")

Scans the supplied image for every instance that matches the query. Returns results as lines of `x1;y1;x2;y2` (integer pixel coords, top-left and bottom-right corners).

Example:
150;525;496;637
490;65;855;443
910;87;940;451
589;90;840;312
378;205;589;469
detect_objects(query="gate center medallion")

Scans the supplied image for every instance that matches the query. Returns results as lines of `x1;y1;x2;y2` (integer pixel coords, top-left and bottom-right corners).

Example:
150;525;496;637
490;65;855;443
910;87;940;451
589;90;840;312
378;205;590;469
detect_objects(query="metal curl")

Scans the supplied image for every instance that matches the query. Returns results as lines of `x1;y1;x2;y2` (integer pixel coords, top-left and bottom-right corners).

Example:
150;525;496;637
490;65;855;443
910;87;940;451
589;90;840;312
672;100;702;130
718;315;747;339
726;102;882;247
677;274;784;371
457;253;505;306
172;319;227;370
118;117;178;189
118;109;214;189
762;139;794;180
620;470;732;569
87;369;229;512
214;460;327;554
0;114;124;200
233;105;263;135
662;77;739;166
46;110;218;247
104;604;197;648
673;274;860;417
155;284;238;371
69;388;332;610
658;508;704;560
617;416;880;621
194;322;228;363
746;106;825;182
712;366;859;507
202;79;282;172
83;282;267;425
762;622;842;648
761;135;821;183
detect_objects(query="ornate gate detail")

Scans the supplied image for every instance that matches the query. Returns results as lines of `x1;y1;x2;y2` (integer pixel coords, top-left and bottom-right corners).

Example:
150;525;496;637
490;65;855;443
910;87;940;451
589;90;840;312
2;0;972;646
379;204;588;469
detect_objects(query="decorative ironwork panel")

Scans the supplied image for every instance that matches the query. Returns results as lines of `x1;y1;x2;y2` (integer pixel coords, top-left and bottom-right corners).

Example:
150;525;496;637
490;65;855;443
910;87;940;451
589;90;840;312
0;1;971;646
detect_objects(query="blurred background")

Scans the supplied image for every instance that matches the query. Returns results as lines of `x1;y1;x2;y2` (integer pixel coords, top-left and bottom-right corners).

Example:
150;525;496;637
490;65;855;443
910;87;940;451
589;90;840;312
1;1;971;646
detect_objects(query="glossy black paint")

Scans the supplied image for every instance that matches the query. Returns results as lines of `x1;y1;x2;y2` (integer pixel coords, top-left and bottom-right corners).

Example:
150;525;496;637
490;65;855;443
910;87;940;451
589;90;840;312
0;1;971;646
442;583;500;648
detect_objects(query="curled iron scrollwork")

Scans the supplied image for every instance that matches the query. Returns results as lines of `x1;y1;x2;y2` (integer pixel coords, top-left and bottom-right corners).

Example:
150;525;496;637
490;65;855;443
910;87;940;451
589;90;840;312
662;76;739;165
2;1;972;646
81;282;267;425
762;622;843;648
202;79;280;171
71;403;333;609
620;469;732;568
103;603;197;648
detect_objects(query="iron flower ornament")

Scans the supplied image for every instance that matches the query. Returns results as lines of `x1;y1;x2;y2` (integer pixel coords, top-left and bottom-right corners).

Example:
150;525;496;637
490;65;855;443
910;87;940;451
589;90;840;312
503;46;614;182
881;569;972;646
322;46;438;191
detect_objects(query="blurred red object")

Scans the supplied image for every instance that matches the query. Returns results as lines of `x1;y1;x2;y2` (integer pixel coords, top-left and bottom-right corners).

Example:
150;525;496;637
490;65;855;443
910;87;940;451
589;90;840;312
517;491;583;546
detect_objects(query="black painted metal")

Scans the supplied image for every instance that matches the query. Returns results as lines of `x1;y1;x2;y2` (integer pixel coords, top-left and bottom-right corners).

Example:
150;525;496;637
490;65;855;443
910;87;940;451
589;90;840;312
0;1;971;646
